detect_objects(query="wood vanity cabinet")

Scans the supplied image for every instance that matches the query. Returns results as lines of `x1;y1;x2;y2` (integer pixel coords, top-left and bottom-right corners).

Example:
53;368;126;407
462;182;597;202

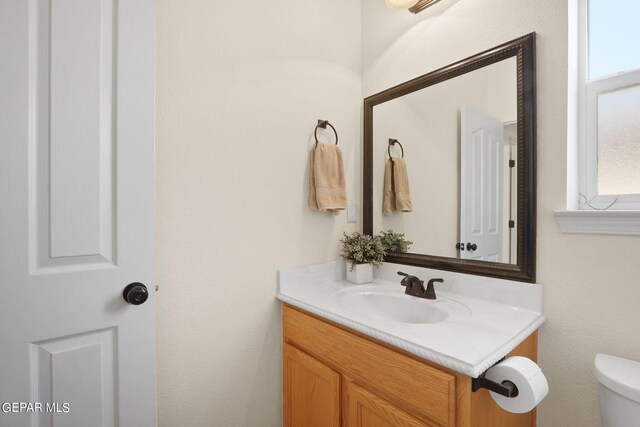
283;304;538;427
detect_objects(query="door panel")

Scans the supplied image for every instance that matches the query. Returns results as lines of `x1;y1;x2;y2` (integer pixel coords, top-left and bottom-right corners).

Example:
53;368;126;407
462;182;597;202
461;106;505;262
0;0;156;426
32;328;116;427
32;0;117;271
48;0;115;259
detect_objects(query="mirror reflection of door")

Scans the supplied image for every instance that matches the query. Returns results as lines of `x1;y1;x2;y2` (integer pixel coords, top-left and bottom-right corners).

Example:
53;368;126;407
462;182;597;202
460;108;518;264
460;107;504;262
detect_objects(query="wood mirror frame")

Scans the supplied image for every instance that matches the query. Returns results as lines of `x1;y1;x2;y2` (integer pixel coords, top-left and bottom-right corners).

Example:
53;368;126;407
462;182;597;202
363;33;536;282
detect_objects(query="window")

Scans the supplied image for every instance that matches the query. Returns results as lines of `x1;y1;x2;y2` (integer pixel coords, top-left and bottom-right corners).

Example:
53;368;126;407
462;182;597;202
579;0;640;209
556;0;640;234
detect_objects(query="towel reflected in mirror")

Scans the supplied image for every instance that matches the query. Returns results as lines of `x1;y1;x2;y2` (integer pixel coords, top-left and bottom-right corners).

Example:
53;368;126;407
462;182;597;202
383;157;413;214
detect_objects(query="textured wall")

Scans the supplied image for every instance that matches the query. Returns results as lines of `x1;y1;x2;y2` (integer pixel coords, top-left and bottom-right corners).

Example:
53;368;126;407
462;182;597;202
362;0;640;426
156;1;361;425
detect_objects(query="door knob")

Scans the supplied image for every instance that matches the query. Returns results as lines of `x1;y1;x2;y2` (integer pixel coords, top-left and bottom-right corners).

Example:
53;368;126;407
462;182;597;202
466;243;477;251
123;282;149;305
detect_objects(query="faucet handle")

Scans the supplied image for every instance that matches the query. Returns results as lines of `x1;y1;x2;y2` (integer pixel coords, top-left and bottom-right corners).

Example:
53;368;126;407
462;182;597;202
397;272;410;287
425;278;444;300
397;272;409;285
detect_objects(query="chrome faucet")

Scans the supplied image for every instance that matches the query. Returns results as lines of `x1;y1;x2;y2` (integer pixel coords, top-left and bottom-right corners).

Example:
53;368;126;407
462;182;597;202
397;272;444;300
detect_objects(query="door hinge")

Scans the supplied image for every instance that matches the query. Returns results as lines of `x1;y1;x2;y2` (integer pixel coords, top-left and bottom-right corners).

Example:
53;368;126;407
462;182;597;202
509;220;515;228
509;160;515;168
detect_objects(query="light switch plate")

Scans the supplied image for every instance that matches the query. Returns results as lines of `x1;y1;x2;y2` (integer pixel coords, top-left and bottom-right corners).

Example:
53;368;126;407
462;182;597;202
347;201;357;223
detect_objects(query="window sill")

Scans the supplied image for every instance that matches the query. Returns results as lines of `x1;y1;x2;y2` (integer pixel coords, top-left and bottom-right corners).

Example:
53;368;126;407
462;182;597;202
554;210;640;236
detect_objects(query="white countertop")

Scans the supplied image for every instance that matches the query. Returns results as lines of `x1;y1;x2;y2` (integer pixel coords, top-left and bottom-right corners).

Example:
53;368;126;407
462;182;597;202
277;261;545;378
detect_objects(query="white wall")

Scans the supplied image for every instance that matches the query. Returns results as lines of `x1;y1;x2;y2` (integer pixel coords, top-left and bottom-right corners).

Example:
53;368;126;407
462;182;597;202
156;1;361;425
362;1;640;426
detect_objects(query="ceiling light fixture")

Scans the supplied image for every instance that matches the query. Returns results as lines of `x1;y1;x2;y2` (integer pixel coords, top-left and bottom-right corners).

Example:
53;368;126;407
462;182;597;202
386;0;442;13
385;0;419;10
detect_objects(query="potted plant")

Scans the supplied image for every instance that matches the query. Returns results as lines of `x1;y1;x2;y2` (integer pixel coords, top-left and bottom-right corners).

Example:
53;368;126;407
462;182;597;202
378;230;413;253
339;232;385;284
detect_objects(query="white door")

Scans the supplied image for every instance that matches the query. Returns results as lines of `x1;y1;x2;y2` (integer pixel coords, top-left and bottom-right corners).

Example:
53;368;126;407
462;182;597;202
0;1;156;426
460;106;504;262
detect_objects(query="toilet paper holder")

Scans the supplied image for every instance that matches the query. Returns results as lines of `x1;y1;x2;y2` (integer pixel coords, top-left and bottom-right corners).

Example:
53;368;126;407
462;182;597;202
472;375;519;398
472;360;519;398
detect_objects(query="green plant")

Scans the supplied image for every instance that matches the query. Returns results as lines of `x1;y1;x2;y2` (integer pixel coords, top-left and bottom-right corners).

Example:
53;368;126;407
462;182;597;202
339;232;385;270
378;230;413;253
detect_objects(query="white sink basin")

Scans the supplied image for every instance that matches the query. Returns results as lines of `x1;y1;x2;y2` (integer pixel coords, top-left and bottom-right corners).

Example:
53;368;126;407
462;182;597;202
335;285;471;325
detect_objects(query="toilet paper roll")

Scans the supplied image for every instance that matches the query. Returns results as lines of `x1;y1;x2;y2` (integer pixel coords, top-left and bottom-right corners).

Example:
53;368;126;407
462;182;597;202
485;356;549;414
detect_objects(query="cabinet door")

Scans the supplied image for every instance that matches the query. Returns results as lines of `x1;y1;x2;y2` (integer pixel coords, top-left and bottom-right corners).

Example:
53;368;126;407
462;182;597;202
283;343;340;427
345;381;433;427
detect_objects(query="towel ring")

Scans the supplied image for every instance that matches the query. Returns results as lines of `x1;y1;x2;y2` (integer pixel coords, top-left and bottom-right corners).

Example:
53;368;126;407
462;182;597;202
388;139;404;158
315;120;339;145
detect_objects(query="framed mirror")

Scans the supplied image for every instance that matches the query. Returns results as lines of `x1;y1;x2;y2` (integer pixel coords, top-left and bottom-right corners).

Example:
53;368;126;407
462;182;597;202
363;33;536;282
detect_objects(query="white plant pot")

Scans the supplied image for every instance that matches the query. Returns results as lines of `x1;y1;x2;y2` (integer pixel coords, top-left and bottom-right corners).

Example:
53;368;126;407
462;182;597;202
346;263;373;284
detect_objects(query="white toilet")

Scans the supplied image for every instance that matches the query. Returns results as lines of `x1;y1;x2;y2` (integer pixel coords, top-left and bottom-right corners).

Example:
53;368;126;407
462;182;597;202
595;353;640;427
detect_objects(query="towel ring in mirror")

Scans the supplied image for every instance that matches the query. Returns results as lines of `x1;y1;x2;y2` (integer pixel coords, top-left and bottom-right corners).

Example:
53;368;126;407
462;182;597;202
315;120;339;145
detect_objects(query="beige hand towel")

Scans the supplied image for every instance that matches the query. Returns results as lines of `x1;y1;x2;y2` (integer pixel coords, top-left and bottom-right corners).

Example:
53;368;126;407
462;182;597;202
383;159;395;215
392;157;413;212
309;143;347;212
383;157;413;214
